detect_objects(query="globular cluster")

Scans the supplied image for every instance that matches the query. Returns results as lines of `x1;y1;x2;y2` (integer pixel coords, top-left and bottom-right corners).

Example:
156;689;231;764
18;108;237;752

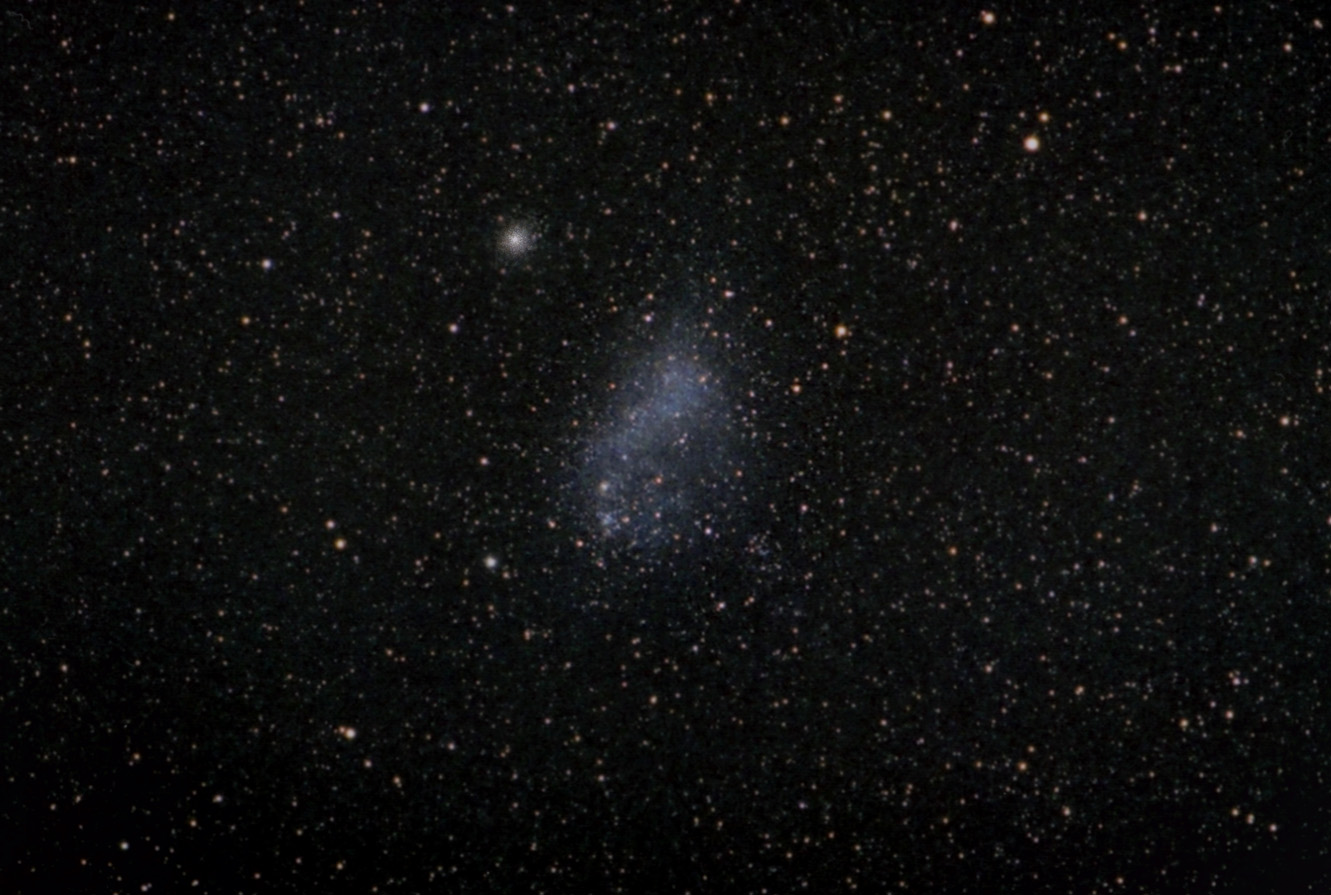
3;3;1331;893
495;218;538;262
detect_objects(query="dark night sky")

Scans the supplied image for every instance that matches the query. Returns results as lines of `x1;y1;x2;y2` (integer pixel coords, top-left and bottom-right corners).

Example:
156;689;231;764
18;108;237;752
3;3;1330;892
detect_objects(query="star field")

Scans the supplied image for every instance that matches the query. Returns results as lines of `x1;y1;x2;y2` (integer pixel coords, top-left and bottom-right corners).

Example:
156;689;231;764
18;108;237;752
2;3;1330;893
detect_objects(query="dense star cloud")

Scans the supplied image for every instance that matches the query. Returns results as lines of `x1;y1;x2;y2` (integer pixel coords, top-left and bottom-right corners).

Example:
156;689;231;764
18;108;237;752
3;3;1331;893
586;351;720;541
579;337;737;548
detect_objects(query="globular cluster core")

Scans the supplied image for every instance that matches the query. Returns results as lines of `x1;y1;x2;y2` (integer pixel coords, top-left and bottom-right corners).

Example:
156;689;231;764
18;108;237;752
496;219;537;262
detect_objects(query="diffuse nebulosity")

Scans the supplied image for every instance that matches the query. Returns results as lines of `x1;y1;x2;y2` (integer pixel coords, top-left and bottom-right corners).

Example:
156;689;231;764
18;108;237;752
576;332;740;556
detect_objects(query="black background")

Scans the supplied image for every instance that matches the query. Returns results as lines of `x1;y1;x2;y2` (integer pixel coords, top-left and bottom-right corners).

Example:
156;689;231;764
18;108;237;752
3;3;1329;892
